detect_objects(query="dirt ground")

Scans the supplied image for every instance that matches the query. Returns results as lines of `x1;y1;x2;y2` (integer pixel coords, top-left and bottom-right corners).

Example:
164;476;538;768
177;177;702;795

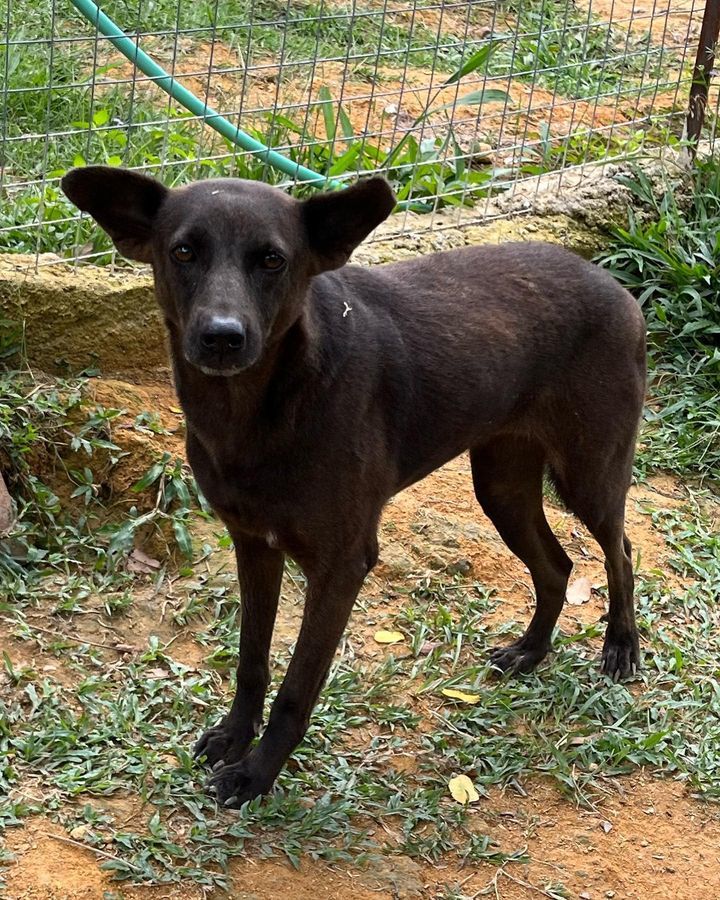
5;773;720;900
3;3;717;896
2;377;720;900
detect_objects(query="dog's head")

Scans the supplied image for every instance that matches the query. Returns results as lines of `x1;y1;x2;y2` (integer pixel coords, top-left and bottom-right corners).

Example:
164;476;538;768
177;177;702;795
61;167;395;376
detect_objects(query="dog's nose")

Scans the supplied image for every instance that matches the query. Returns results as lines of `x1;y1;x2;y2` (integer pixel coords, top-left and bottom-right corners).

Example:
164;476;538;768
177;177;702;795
200;319;246;354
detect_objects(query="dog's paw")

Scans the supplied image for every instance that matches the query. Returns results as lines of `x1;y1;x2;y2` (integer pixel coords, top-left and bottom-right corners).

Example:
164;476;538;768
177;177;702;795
207;758;273;808
601;628;640;681
194;720;234;768
488;639;549;676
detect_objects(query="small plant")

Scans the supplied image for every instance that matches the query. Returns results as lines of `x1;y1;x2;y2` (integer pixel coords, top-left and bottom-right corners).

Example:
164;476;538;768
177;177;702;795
495;0;669;99
108;452;210;560
0;329;206;599
599;161;720;354
595;157;720;481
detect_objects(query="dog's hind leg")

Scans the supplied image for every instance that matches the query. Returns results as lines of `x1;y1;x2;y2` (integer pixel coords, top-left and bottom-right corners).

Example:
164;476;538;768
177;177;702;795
550;441;640;680
195;534;284;768
470;436;573;674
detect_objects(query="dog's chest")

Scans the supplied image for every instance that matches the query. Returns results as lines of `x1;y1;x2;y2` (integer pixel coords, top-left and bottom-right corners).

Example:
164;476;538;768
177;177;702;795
186;430;306;536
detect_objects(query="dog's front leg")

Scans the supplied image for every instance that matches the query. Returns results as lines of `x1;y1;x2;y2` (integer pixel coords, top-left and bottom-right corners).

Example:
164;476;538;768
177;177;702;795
195;534;284;769
207;552;370;807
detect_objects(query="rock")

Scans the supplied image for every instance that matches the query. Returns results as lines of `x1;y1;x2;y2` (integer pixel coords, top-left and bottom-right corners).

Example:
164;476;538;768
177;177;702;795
360;855;425;897
0;253;165;376
377;540;416;577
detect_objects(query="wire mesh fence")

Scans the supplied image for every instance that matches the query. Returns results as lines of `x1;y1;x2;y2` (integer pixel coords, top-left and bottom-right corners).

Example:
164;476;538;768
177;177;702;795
0;0;711;267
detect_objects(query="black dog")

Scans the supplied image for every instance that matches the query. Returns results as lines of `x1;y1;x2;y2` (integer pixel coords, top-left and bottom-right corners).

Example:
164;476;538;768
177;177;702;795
62;167;646;807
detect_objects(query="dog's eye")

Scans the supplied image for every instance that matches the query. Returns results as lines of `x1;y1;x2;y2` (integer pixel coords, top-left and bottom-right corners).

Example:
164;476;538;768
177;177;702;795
172;244;195;263
260;250;286;271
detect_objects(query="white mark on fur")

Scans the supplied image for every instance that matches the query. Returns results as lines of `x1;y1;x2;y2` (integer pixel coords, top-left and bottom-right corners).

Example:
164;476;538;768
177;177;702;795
266;531;280;549
342;301;352;317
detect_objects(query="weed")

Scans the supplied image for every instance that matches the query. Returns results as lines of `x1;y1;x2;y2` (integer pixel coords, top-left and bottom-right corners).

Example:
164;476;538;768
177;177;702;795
520;122;679;176
0;330;205;600
600;162;720;354
596;158;720;482
2;482;720;889
2;0;675;249
495;0;670;98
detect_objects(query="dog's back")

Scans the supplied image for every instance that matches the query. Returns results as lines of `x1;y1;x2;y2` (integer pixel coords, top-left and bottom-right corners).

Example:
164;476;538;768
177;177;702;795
310;241;646;490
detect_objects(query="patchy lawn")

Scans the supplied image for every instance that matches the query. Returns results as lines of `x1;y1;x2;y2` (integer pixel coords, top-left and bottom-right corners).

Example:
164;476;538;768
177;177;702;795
1;365;719;899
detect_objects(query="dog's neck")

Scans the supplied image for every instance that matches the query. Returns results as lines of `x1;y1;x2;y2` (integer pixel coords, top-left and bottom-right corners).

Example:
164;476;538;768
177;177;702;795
168;304;321;463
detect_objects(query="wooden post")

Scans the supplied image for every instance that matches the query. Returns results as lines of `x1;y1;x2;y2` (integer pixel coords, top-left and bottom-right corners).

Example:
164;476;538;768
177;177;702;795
686;0;720;153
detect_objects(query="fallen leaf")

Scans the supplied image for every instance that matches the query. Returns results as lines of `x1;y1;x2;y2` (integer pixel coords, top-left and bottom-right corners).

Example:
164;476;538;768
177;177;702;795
567;576;592;605
146;667;167;679
127;548;161;574
419;640;443;656
373;630;404;644
570;732;602;746
441;688;481;704
448;774;480;805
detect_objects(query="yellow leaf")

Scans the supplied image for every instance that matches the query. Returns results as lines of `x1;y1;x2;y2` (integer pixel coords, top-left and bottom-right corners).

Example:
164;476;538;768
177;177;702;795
448;774;480;805
373;630;404;644
441;688;481;704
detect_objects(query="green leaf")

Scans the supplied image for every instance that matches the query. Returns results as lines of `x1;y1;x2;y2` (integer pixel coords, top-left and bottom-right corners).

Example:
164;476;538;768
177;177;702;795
318;86;336;143
172;517;193;559
337;103;355;140
132;461;165;493
443;42;500;85
435;88;510;112
328;143;362;177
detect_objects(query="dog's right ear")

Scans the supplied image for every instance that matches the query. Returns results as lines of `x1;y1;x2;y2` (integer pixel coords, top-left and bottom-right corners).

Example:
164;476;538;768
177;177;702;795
61;166;168;263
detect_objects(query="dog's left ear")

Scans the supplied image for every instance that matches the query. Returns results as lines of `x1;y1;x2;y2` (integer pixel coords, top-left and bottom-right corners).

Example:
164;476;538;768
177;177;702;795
301;178;396;273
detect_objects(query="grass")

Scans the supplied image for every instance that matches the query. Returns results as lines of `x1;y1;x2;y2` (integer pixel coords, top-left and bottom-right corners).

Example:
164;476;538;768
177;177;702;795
1;468;719;889
496;0;669;100
596;157;720;482
1;0;680;253
2;150;720;888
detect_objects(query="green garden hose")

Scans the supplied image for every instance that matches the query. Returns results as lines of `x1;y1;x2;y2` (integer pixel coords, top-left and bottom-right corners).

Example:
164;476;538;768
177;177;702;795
69;0;429;211
70;0;342;188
